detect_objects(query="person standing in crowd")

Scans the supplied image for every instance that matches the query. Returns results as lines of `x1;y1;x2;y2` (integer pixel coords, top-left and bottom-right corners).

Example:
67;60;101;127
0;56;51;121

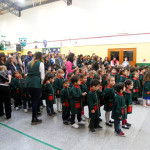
7;56;21;74
103;57;110;66
111;57;119;66
65;53;78;78
44;55;52;71
55;53;64;70
92;56;99;71
77;54;84;68
25;51;33;73
0;52;6;67
122;57;129;67
0;66;11;119
25;52;45;125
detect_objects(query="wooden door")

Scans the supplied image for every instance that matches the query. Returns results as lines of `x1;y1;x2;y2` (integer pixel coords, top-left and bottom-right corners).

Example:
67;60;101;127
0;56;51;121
108;48;136;66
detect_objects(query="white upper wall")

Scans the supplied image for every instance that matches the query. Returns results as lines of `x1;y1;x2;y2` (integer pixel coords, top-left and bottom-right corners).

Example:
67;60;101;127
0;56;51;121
0;0;150;49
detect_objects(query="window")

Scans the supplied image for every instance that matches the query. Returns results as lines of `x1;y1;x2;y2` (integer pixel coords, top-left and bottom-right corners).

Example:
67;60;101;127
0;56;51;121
123;51;133;61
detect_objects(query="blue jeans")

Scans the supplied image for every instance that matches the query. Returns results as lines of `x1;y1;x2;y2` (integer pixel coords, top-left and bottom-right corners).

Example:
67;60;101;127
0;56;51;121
114;119;121;134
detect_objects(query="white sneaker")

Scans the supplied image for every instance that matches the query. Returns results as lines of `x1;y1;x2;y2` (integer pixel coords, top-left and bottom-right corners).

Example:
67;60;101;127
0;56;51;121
78;120;86;125
15;107;19;111
24;109;28;113
72;123;79;129
58;109;62;112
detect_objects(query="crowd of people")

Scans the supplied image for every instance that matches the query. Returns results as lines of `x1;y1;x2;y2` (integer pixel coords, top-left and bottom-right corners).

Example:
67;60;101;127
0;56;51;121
0;51;150;137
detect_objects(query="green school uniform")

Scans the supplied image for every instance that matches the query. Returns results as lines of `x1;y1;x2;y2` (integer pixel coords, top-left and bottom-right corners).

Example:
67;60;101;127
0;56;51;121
96;89;104;107
112;93;127;121
143;81;150;99
25;61;41;88
69;81;73;88
60;87;71;111
22;79;31;102
86;77;91;91
119;75;126;82
104;85;115;111
123;90;132;114
70;85;82;114
139;73;144;97
44;83;55;106
54;77;63;98
80;82;88;106
132;78;139;98
87;90;101;118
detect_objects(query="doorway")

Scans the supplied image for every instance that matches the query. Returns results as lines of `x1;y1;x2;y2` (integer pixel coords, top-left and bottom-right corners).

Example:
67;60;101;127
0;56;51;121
108;48;136;66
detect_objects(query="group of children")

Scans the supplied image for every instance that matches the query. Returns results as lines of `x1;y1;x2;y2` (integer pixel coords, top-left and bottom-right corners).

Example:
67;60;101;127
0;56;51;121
8;63;150;136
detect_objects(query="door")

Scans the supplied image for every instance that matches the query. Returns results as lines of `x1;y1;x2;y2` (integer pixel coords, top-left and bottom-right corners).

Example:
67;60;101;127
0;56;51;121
108;48;136;66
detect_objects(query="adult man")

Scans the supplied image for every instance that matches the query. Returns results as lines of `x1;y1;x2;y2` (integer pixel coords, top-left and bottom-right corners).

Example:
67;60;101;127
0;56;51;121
111;57;119;66
25;51;33;73
55;53;64;70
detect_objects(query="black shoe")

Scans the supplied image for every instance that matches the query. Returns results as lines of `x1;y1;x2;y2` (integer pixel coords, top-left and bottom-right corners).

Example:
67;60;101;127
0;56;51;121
67;118;71;121
126;122;131;126
37;112;42;117
0;113;5;117
31;118;42;125
90;128;96;133
106;122;112;127
6;116;11;119
109;120;114;123
99;118;102;122
95;125;103;129
52;112;57;115
122;125;129;129
63;122;69;125
47;113;52;116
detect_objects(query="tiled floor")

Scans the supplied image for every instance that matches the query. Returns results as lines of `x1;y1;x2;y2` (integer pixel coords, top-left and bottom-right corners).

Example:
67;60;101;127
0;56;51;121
0;102;150;150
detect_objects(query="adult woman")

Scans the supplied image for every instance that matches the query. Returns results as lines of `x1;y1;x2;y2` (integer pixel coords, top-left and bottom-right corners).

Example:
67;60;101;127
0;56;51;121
65;53;78;78
7;56;21;74
77;54;84;68
0;52;6;66
25;52;45;125
122;57;129;67
110;57;119;66
103;57;110;66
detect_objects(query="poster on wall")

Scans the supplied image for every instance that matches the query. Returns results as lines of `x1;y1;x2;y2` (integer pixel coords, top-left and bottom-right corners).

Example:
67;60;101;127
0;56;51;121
42;47;60;54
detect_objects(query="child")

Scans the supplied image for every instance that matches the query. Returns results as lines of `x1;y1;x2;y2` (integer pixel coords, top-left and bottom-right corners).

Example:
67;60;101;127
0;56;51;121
132;72;140;104
144;65;149;74
44;73;57;116
60;79;71;125
119;69;127;82
11;71;24;110
112;82;127;137
123;79;133;129
22;74;31;113
110;67;118;83
70;75;86;128
104;76;115;127
142;71;150;107
139;67;145;98
80;74;88;120
87;79;102;133
55;69;64;112
129;66;135;79
67;73;74;88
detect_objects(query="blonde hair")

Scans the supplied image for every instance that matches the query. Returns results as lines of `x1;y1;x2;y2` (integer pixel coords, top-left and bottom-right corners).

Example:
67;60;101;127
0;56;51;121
0;65;7;71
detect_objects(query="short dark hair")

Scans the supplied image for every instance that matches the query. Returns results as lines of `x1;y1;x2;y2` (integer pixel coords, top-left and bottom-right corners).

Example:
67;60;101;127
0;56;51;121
145;65;149;69
90;79;100;87
71;75;80;84
80;74;87;79
27;51;32;55
67;53;75;63
67;73;73;79
93;75;100;80
125;79;133;87
63;79;69;84
115;82;125;92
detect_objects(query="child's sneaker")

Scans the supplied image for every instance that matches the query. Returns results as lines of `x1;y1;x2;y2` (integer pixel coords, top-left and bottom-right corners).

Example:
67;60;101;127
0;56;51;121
109;120;114;123
63;121;69;125
125;122;131;126
72;123;79;128
58;109;62;112
24;109;28;113
95;125;103;129
15;107;19;111
122;125;129;129
90;128;96;133
116;131;126;137
106;122;112;127
78;120;85;125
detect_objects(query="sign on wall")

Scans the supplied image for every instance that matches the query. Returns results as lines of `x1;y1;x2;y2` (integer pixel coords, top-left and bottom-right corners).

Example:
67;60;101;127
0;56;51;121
42;47;60;54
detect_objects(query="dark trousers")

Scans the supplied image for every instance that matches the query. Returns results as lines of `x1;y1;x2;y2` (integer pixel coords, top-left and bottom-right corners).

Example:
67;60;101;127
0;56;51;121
14;93;22;107
0;85;11;118
71;113;82;125
23;98;32;109
46;104;54;114
89;114;99;129
28;88;42;118
62;110;70;122
114;119;121;134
